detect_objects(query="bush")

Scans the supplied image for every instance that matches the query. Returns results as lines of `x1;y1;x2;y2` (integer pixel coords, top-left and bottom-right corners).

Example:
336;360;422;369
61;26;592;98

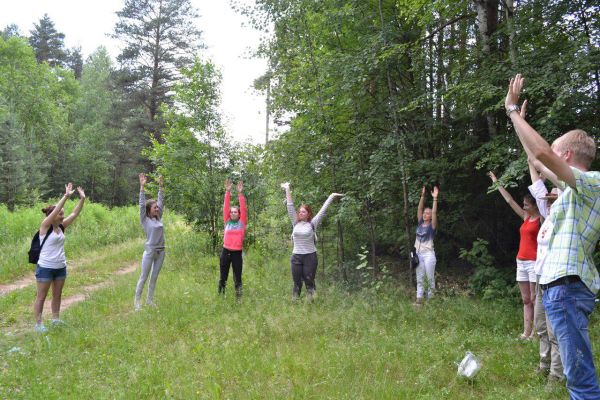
459;239;514;300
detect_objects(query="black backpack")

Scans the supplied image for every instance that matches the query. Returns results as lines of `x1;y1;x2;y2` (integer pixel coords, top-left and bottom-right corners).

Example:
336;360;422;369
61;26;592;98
28;224;65;264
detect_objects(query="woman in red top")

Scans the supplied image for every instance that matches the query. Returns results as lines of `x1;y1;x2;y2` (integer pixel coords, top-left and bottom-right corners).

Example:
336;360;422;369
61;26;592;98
218;179;247;298
489;172;541;340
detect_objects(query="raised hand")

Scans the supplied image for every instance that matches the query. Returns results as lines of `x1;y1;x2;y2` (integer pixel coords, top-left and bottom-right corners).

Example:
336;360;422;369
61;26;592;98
237;181;244;193
280;182;290;190
488;171;497;183
139;173;147;187
158;175;164;188
225;178;233;192
77;186;86;199
64;182;75;197
431;186;439;199
331;193;345;198
505;74;524;111
421;186;426;196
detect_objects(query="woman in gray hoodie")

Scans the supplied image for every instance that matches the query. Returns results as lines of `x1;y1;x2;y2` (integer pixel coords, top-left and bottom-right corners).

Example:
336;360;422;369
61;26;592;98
135;173;165;310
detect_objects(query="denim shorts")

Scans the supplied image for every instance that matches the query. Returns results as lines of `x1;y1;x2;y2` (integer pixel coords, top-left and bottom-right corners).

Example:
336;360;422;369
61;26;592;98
35;265;67;282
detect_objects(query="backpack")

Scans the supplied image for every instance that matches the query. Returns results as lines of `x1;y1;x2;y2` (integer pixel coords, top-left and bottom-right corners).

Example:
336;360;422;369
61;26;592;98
28;224;65;264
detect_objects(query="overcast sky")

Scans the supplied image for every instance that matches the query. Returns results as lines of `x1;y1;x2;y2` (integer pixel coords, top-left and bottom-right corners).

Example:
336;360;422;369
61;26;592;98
0;0;270;144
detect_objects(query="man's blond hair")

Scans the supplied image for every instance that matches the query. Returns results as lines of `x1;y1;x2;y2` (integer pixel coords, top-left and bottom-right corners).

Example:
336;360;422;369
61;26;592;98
551;129;596;169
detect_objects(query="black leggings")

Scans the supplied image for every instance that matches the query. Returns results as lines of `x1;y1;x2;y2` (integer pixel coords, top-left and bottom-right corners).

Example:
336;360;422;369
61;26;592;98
219;248;243;291
291;252;318;295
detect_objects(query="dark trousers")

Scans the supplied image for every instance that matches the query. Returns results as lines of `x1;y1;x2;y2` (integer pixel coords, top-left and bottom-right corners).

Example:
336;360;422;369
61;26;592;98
219;248;243;293
291;252;318;296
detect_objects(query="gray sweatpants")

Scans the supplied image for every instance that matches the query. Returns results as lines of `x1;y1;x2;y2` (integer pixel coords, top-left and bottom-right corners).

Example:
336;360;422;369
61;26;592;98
135;249;166;303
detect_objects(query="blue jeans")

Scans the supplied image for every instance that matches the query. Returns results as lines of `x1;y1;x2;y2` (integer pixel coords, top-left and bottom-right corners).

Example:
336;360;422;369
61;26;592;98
543;281;600;399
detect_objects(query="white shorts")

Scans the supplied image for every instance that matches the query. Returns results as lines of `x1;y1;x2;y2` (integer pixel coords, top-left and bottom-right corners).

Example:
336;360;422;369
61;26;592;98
516;259;536;282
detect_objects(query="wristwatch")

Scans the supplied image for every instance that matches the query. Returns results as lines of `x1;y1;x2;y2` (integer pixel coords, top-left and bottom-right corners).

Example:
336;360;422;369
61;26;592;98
506;104;520;117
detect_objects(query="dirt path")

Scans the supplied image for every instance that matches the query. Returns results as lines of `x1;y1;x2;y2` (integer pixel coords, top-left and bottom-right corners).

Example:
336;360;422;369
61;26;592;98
0;240;141;297
0;275;36;296
1;262;139;336
49;262;138;313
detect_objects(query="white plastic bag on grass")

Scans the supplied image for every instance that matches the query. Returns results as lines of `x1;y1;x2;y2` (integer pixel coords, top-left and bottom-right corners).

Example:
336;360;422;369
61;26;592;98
457;351;481;379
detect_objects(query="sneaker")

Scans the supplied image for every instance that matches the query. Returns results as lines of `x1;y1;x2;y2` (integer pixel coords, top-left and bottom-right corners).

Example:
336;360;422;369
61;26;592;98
412;298;424;307
146;300;157;308
35;323;48;334
134;300;142;311
535;366;550;377
50;319;65;327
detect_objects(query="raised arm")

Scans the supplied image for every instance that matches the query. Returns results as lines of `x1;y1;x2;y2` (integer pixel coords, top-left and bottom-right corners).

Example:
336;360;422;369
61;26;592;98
40;183;75;234
63;187;86;228
139;173;147;223
488;172;526;219
237;181;247;225
223;179;232;224
417;187;426;222
281;182;297;225
431;186;439;230
505;74;576;188
157;175;164;218
311;193;344;228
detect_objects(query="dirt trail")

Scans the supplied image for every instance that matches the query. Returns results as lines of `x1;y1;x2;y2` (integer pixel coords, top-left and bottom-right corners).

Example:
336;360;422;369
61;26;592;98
49;262;138;313
0;240;141;297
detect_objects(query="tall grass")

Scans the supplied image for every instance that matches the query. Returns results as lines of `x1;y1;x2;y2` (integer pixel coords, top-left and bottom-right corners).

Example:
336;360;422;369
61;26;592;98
0;218;582;399
0;201;149;283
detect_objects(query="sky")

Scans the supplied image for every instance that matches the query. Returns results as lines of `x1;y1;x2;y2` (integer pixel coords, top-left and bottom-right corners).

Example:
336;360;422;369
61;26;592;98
0;0;270;144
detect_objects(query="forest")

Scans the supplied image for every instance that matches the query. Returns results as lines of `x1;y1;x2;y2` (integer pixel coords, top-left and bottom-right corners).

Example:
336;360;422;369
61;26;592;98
1;0;599;297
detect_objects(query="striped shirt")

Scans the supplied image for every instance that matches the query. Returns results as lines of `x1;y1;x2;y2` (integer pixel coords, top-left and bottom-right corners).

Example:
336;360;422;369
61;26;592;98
287;194;335;254
539;167;600;293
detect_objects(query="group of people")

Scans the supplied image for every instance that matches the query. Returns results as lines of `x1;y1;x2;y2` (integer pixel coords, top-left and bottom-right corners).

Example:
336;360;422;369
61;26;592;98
32;175;344;330
30;73;600;399
406;74;600;398
495;75;600;398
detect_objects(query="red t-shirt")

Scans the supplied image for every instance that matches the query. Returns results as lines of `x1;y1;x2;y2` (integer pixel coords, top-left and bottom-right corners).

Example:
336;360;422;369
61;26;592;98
517;217;540;261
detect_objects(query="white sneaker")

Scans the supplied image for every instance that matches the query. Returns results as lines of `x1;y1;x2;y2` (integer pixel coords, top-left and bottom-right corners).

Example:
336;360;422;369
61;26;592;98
146;300;157;308
50;319;65;327
134;300;142;311
35;323;48;334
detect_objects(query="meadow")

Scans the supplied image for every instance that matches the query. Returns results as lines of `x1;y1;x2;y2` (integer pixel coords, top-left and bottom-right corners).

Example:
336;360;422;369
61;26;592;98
0;204;590;399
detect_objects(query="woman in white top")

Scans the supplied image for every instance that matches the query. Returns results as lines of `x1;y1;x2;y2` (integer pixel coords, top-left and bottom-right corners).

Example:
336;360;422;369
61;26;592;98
34;183;85;333
281;182;343;300
414;186;439;304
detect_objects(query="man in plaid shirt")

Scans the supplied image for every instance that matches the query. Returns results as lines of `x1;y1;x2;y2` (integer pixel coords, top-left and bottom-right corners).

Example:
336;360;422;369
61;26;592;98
505;74;600;399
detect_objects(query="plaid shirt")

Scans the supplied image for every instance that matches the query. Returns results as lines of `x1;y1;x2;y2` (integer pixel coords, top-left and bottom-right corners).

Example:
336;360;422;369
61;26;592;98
540;168;600;293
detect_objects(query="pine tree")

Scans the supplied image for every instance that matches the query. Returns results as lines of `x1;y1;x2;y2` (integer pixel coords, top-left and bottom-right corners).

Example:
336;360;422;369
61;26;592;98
67;46;84;79
29;14;67;67
112;0;203;143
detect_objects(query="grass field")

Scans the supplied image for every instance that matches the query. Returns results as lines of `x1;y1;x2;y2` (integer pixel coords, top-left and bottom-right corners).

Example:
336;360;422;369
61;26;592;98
0;207;593;399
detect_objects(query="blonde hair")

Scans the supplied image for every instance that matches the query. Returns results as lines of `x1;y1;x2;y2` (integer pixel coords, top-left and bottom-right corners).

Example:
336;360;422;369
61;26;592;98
551;129;596;169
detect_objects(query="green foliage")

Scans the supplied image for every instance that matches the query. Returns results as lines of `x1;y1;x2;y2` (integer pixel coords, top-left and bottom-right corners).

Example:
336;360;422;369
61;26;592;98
147;58;231;252
239;0;599;291
460;239;515;300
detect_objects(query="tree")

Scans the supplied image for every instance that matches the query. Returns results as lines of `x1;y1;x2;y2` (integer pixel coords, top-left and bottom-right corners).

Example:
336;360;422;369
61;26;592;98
67;46;84;80
28;14;67;67
112;0;204;144
1;24;21;40
148;59;230;252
